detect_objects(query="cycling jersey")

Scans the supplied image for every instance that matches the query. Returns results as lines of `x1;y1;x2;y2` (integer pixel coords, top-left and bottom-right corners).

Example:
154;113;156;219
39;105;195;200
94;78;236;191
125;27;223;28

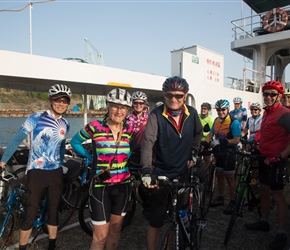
229;107;247;130
259;102;290;156
71;119;134;186
1;110;69;171
198;114;214;141
126;111;149;152
210;115;241;152
245;114;262;141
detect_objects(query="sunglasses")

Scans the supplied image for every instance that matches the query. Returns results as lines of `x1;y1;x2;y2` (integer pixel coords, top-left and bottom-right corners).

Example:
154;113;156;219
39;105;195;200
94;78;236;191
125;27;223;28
164;93;185;99
53;98;70;104
216;108;226;112
263;92;279;97
133;101;145;106
251;109;259;111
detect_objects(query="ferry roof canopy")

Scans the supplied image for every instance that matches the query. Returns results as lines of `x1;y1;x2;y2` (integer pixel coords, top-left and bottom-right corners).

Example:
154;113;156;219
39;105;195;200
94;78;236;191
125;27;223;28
243;0;290;13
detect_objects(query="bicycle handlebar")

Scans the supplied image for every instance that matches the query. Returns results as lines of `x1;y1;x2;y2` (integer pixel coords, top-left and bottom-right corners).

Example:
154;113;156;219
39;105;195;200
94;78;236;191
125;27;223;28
157;176;197;189
0;173;30;194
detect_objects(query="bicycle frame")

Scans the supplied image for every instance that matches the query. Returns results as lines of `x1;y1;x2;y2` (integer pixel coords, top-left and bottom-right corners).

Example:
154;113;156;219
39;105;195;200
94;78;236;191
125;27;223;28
0;188;22;237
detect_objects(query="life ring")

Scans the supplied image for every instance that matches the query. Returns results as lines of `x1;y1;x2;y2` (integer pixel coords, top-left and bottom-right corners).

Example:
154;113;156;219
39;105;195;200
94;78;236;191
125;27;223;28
262;8;288;33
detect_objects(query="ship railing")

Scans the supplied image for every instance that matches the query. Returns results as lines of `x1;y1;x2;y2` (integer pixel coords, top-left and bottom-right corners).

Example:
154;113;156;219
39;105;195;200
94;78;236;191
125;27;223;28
231;5;290;41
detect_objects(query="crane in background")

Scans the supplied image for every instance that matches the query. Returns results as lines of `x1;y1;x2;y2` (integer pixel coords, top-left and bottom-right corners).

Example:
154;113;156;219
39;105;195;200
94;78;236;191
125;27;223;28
84;38;105;66
84;38;106;110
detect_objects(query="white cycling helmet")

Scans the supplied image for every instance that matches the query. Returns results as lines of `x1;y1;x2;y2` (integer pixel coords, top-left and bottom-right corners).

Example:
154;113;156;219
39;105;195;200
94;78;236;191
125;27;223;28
48;84;72;99
132;91;147;102
106;88;132;107
233;97;243;104
250;102;262;110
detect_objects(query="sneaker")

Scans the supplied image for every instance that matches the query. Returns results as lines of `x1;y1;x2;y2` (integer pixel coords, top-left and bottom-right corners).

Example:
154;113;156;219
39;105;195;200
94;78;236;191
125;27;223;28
269;233;287;250
209;197;224;207
244;220;270;232
223;201;235;215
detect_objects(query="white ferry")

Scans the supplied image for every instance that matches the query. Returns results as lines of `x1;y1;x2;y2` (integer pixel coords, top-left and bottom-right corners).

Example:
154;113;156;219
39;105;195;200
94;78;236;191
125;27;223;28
0;0;289;122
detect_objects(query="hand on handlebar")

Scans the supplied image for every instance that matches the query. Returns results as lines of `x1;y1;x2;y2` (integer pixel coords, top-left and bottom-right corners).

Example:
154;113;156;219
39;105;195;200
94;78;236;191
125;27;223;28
141;168;157;188
264;154;283;165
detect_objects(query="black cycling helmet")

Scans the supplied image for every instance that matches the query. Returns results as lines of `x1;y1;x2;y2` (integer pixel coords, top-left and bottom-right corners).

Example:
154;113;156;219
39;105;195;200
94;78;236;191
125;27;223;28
162;76;189;93
201;102;211;110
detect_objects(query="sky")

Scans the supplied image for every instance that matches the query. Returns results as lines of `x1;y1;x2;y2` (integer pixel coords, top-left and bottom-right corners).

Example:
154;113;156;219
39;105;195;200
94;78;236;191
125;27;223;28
0;0;287;82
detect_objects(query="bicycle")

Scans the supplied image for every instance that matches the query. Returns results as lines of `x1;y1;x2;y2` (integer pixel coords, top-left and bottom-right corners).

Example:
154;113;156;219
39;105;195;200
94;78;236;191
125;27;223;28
78;165;141;236
224;151;261;246
156;166;208;250
0;166;79;249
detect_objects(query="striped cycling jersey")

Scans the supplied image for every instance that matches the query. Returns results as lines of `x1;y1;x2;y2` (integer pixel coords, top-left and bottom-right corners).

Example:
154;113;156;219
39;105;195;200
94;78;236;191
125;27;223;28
79;119;134;186
23;110;69;171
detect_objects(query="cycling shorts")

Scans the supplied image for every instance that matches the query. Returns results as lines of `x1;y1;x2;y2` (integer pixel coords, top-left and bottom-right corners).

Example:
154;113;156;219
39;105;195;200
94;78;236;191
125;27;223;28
215;151;236;173
258;159;286;190
89;182;130;225
20;168;63;230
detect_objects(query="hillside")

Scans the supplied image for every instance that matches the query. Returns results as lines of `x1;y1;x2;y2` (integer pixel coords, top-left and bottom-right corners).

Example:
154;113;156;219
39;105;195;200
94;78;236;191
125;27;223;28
0;89;83;111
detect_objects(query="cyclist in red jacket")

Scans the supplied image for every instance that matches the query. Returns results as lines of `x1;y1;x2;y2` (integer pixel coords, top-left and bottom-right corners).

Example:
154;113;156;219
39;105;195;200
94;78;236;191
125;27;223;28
244;80;290;250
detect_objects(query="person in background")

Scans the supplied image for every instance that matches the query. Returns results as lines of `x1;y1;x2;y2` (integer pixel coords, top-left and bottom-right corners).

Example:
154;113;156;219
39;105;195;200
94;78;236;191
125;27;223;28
126;91;149;165
198;102;214;168
229;97;247;139
70;88;133;250
281;88;290;191
244;80;290;250
203;99;240;215
140;76;202;250
281;88;290;109
126;91;150;217
0;84;72;250
242;102;262;143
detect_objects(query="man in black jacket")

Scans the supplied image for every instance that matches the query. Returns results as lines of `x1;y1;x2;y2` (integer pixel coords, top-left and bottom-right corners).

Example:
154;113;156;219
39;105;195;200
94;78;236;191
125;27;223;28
140;76;202;250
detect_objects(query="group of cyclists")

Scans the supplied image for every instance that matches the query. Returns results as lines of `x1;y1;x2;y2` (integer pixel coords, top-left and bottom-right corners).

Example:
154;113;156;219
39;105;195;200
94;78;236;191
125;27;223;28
0;76;290;250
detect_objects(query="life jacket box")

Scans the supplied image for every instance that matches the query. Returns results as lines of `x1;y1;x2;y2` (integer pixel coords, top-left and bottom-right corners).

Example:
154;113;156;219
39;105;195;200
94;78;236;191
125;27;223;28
63;159;81;182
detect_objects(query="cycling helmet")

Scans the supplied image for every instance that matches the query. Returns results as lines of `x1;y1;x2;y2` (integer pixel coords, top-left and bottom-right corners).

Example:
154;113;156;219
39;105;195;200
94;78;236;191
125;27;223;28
162;76;189;93
233;97;243;104
106;88;132;107
48;84;72;99
262;80;284;96
201;102;211;110
215;99;230;109
250;102;262;110
132;91;147;102
284;88;290;95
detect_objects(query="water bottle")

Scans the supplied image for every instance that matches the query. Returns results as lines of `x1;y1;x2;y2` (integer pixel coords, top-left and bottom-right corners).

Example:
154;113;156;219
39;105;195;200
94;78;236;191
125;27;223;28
179;209;190;229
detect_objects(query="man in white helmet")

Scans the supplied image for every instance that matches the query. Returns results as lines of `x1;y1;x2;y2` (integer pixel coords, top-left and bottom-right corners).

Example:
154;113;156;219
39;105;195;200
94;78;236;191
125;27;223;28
0;84;72;250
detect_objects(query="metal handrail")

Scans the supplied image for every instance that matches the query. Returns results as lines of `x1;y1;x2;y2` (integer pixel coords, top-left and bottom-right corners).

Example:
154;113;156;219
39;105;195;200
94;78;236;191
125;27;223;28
231;5;290;41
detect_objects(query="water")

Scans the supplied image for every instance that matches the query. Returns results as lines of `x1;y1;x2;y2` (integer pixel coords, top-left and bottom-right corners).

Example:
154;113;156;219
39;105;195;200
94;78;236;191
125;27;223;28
0;117;96;147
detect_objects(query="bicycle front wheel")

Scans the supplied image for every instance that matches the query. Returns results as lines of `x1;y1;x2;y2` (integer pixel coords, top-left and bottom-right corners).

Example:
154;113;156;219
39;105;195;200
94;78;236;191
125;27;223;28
156;221;188;250
0;206;16;249
78;192;92;236
204;164;216;214
224;183;246;246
